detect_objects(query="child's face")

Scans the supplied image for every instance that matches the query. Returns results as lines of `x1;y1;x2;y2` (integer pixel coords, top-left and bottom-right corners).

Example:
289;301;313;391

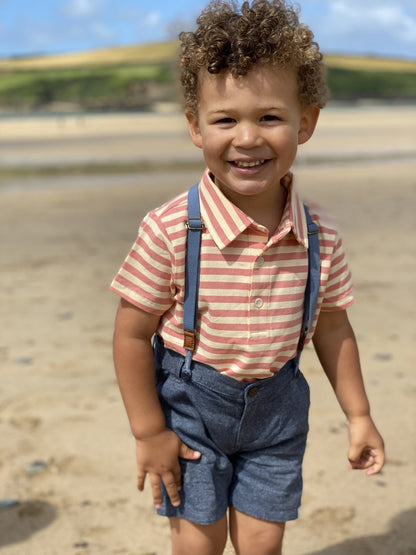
186;65;319;206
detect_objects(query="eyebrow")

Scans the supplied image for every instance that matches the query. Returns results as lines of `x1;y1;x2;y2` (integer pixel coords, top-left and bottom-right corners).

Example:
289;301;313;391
207;106;286;116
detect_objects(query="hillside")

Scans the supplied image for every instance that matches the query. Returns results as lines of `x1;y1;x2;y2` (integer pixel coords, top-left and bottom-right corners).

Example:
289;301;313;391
0;42;415;111
1;42;415;73
0;42;180;72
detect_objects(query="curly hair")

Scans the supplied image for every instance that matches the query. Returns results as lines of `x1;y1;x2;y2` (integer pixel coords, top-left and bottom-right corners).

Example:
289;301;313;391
179;0;328;112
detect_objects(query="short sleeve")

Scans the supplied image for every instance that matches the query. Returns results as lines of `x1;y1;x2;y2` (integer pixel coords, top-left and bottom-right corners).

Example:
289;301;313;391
320;232;354;311
110;211;175;315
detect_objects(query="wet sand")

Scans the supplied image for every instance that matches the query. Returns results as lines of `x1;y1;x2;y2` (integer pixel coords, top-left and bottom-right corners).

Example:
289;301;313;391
0;107;415;554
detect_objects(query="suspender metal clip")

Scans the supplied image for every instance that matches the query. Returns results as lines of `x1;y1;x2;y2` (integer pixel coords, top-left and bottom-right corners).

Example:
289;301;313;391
185;219;205;231
297;328;308;353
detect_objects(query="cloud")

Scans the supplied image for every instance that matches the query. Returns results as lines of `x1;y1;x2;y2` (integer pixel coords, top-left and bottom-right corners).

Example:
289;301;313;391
89;21;115;42
62;0;101;18
143;11;162;28
112;7;167;43
329;0;415;34
1;0;414;59
312;0;416;57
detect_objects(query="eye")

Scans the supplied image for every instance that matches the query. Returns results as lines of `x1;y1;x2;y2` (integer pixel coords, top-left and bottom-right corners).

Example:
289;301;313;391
215;117;235;124
261;114;281;122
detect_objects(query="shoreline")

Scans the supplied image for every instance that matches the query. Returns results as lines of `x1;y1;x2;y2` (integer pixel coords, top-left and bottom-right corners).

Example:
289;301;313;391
1;155;415;196
1;106;415;178
0;99;415;118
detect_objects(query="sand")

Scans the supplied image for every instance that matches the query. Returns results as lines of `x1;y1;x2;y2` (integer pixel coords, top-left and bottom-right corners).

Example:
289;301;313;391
0;106;415;554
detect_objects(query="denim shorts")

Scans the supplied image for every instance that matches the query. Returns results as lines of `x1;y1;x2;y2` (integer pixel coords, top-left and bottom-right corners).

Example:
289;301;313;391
153;337;310;525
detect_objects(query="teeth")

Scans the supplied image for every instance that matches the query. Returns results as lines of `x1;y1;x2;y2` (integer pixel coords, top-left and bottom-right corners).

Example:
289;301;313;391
234;160;265;168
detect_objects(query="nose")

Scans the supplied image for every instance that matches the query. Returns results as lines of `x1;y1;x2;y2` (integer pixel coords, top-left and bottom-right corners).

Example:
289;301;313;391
233;121;263;149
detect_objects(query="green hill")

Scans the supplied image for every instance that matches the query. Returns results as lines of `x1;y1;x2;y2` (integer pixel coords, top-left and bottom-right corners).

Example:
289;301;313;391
0;42;415;111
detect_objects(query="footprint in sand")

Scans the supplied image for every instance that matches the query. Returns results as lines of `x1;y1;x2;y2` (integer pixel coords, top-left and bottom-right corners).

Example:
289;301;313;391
52;455;94;476
9;415;42;430
308;506;356;528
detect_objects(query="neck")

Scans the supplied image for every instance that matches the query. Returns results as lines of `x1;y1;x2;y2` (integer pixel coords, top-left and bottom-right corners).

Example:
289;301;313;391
220;184;288;238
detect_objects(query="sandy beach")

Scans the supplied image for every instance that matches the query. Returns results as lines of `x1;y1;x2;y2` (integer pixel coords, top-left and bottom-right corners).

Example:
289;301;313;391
0;106;415;554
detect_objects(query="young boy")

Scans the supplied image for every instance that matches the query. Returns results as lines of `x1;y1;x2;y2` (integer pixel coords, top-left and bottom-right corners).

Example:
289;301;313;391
111;1;385;553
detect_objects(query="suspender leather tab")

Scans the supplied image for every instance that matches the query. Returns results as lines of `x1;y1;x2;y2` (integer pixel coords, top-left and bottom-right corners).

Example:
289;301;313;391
184;330;196;351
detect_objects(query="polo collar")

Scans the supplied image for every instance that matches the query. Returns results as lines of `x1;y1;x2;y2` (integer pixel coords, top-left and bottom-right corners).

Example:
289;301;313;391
198;169;308;250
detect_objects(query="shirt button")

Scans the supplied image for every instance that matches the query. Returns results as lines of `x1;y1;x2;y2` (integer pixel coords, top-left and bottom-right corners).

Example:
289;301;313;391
257;256;265;267
254;298;264;309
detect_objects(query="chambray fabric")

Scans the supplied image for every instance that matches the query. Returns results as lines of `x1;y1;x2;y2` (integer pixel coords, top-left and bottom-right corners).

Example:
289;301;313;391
153;336;310;525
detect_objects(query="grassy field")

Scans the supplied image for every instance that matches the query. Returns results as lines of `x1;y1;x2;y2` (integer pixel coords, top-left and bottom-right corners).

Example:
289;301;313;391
324;54;416;73
0;41;415;110
0;64;175;110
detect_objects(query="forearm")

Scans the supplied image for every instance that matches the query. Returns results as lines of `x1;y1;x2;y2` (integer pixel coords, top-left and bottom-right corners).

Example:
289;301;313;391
313;309;385;474
113;299;165;439
113;334;165;439
313;310;370;420
113;299;202;505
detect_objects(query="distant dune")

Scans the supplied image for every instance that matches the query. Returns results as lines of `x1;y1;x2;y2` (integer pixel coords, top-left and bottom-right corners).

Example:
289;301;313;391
0;41;415;73
0;42;180;72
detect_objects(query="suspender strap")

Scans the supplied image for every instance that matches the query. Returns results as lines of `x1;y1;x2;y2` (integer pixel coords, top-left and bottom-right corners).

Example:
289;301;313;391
182;184;320;379
294;205;320;374
182;183;204;378
298;205;320;346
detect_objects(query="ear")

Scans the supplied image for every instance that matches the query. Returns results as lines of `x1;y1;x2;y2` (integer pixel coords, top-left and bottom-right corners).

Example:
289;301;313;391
186;109;203;149
298;105;320;145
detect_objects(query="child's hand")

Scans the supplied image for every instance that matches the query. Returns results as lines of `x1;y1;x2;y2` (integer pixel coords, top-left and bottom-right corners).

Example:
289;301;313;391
135;429;201;509
347;415;385;475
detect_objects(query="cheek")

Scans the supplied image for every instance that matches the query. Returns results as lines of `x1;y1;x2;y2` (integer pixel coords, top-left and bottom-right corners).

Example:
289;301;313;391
273;129;299;152
202;133;226;156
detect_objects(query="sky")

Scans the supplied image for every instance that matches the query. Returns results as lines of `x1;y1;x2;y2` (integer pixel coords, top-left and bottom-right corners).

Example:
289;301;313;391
0;0;415;60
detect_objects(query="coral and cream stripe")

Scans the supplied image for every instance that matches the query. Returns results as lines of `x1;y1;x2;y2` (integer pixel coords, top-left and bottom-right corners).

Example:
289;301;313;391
111;169;353;381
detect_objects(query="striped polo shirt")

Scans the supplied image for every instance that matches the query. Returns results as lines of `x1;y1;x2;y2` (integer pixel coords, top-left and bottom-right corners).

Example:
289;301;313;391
111;169;354;381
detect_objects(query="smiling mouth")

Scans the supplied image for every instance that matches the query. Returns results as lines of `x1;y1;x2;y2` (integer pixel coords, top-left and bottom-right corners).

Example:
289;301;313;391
232;159;268;168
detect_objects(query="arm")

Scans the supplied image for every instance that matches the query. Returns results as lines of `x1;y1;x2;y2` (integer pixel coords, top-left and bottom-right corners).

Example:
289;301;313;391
312;309;385;475
113;298;201;508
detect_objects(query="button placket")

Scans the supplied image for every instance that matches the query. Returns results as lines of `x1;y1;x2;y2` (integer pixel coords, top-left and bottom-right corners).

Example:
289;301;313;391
253;253;266;310
248;244;269;335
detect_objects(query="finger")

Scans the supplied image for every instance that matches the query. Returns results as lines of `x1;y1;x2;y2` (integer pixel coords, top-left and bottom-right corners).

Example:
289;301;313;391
366;450;385;475
137;471;146;491
348;444;365;466
366;464;382;475
171;462;183;491
349;446;379;470
148;473;163;509
350;458;374;470
348;443;374;466
349;456;374;470
178;441;201;461
162;471;181;507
